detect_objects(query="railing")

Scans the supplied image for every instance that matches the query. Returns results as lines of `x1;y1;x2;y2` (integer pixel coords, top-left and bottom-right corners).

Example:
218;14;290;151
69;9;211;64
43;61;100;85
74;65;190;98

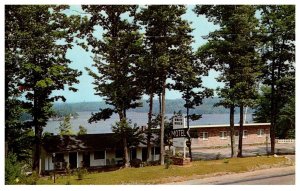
276;139;295;143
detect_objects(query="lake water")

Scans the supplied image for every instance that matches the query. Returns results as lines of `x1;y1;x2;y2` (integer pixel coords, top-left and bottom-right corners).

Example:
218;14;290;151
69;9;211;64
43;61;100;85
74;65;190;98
44;111;253;135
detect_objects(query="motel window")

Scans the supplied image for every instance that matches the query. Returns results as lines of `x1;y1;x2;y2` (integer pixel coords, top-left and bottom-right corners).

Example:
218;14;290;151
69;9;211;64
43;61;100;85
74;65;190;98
219;131;227;139
235;130;239;137
200;132;208;140
53;153;64;163
115;149;124;158
94;151;105;160
257;129;265;137
151;147;161;155
243;130;248;138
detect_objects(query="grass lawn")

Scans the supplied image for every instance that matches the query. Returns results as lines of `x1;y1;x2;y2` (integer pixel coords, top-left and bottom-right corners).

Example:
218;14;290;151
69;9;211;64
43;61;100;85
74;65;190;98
37;156;290;185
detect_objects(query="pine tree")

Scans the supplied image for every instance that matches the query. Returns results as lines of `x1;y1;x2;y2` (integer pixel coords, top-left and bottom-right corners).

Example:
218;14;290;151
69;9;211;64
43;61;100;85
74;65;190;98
5;5;82;172
78;125;87;135
80;5;144;167
59;115;74;135
195;5;261;157
258;5;295;154
5;5;34;162
172;51;213;160
138;5;193;165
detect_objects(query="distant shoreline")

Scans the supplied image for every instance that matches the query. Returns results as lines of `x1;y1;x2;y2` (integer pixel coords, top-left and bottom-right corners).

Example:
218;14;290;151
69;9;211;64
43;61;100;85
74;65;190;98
44;111;254;134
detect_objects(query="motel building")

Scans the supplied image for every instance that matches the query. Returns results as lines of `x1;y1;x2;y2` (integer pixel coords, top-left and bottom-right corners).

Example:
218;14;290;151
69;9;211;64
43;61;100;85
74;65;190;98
40;115;270;173
172;115;270;158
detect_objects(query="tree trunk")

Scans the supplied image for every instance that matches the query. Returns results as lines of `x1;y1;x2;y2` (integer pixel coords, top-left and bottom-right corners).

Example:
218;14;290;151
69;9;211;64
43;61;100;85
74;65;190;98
123;136;130;167
160;81;166;165
237;105;244;157
270;57;276;154
33;126;41;173
158;92;162;114
119;112;130;167
230;104;236;158
32;92;41;173
147;93;154;161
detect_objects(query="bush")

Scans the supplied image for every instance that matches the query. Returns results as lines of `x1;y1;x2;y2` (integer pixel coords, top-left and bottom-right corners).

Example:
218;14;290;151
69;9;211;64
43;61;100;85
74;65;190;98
76;168;87;180
21;172;39;185
5;153;24;184
215;152;221;160
164;151;173;169
130;158;142;168
146;160;160;166
174;152;183;158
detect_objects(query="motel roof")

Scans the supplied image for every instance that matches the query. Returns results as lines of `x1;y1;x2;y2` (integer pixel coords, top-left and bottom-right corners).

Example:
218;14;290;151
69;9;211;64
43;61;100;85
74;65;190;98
189;123;271;129
42;133;122;153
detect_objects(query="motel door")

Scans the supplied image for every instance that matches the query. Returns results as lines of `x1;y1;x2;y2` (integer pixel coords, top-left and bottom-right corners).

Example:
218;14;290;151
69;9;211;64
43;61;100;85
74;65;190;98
142;148;147;161
69;152;77;169
130;148;137;160
82;152;90;167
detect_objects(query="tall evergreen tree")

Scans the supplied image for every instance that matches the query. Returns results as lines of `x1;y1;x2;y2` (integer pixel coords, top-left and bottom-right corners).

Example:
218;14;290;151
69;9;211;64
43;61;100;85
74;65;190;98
195;5;261;157
5;5;33;161
172;51;213;160
80;5;144;167
138;5;193;165
5;5;82;173
58;115;74;135
258;5;295;154
253;82;295;139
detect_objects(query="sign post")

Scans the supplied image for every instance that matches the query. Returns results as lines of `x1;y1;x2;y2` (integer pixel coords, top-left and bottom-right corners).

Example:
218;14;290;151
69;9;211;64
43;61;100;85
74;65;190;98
172;115;187;158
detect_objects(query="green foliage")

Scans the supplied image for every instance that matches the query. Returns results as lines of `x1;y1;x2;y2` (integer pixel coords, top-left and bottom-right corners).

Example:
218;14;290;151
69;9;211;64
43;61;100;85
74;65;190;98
195;5;261;109
253;86;272;123
130;158;142;168
5;5;82;171
58;115;74;135
164;150;172;169
258;5;295;152
253;85;295;139
215;152;221;160
112;119;144;148
138;5;193;165
76;168;88;180
195;5;262;158
80;5;143;122
5;153;24;184
79;6;145;166
21;172;39;185
276;97;295;139
77;125;87;135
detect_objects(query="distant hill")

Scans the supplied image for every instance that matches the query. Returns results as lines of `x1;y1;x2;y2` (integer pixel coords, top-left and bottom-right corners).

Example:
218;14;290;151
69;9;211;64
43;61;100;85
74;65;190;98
53;97;253;115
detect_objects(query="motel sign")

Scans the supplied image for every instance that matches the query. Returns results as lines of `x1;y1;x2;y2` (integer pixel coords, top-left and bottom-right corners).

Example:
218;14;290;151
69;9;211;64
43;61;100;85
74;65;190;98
170;128;187;138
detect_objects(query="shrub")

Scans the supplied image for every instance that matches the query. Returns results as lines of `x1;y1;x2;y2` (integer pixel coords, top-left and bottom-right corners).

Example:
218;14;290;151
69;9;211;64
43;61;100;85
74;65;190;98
174;152;183;158
130;158;142;168
146;160;160;166
5;153;24;184
215;152;221;160
164;151;173;169
76;168;87;180
21;172;39;185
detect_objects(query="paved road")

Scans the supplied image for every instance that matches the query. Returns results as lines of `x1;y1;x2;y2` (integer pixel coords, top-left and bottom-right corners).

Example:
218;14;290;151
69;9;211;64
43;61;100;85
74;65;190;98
166;166;295;185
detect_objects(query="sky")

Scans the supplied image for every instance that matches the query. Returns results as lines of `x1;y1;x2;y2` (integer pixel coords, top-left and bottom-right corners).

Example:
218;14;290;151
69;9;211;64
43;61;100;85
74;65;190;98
51;5;221;103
